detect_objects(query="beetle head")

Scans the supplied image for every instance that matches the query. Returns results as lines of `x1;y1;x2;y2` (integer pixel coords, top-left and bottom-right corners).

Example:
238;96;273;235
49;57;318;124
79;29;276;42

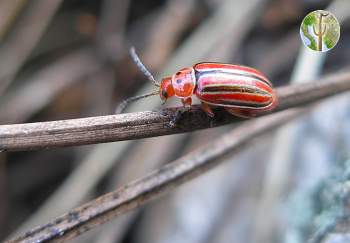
160;77;175;102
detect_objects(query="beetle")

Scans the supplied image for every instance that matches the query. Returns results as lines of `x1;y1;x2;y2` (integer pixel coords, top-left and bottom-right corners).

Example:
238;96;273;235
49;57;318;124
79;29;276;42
116;47;278;119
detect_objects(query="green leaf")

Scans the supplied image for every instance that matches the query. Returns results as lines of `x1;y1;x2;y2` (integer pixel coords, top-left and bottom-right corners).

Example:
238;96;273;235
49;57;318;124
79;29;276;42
303;14;316;26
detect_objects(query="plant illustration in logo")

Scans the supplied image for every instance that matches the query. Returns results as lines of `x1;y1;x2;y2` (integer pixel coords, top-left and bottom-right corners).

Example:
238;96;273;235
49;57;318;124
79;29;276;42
300;10;340;52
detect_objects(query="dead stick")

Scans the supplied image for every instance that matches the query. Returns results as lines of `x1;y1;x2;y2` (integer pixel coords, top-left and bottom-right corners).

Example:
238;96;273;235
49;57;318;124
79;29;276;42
0;70;350;152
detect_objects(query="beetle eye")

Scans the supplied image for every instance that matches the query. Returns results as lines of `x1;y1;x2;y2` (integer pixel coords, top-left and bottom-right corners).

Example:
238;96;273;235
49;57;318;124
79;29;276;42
176;79;183;84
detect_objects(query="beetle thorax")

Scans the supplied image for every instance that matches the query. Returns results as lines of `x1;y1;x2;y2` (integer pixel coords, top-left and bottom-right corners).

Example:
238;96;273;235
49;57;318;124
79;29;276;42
171;67;196;98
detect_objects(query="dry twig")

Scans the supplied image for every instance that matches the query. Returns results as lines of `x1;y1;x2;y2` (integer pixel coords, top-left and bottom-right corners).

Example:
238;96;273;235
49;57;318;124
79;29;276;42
1;69;350;151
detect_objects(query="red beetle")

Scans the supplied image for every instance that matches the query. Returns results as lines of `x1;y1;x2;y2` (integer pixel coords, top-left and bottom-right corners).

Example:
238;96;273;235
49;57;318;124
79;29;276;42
117;47;278;118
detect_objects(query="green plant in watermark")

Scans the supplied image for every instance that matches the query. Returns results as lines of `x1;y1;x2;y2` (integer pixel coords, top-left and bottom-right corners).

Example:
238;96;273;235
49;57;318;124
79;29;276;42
300;10;340;52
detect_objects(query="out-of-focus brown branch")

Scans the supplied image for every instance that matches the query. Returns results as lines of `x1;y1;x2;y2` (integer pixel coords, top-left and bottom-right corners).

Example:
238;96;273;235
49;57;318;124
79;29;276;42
0;48;102;124
0;0;27;41
0;0;63;95
96;0;130;61
0;69;350;152
142;0;197;70
6;108;305;243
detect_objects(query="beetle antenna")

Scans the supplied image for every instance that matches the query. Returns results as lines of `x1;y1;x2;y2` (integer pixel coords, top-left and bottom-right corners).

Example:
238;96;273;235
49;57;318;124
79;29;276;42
130;46;160;87
115;90;159;114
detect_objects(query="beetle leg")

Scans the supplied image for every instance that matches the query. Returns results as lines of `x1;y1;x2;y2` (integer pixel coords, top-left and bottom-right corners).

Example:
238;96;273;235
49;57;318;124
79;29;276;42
169;106;191;127
181;97;192;107
169;109;182;128
169;98;192;128
224;107;256;119
201;102;215;117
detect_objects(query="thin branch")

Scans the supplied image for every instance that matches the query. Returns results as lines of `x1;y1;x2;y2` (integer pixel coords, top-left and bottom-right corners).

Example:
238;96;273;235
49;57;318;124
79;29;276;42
92;134;188;243
1;69;350;152
6;107;305;243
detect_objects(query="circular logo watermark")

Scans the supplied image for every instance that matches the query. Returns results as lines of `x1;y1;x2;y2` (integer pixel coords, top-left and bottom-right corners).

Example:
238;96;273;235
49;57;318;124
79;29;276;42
300;10;340;52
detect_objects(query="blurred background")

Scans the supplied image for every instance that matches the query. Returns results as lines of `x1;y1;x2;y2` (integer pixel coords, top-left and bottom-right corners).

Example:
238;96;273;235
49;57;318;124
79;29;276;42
1;0;350;242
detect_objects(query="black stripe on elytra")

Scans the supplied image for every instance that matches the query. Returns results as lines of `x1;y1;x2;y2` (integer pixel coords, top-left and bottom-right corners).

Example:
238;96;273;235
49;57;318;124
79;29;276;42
207;99;269;108
201;85;270;96
195;69;271;87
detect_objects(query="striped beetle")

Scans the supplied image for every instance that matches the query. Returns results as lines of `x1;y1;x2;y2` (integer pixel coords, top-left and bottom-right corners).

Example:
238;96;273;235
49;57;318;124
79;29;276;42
116;47;278;119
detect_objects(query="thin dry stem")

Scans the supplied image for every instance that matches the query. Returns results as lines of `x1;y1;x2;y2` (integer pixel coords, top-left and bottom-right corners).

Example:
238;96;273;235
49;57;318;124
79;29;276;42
0;69;350;152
